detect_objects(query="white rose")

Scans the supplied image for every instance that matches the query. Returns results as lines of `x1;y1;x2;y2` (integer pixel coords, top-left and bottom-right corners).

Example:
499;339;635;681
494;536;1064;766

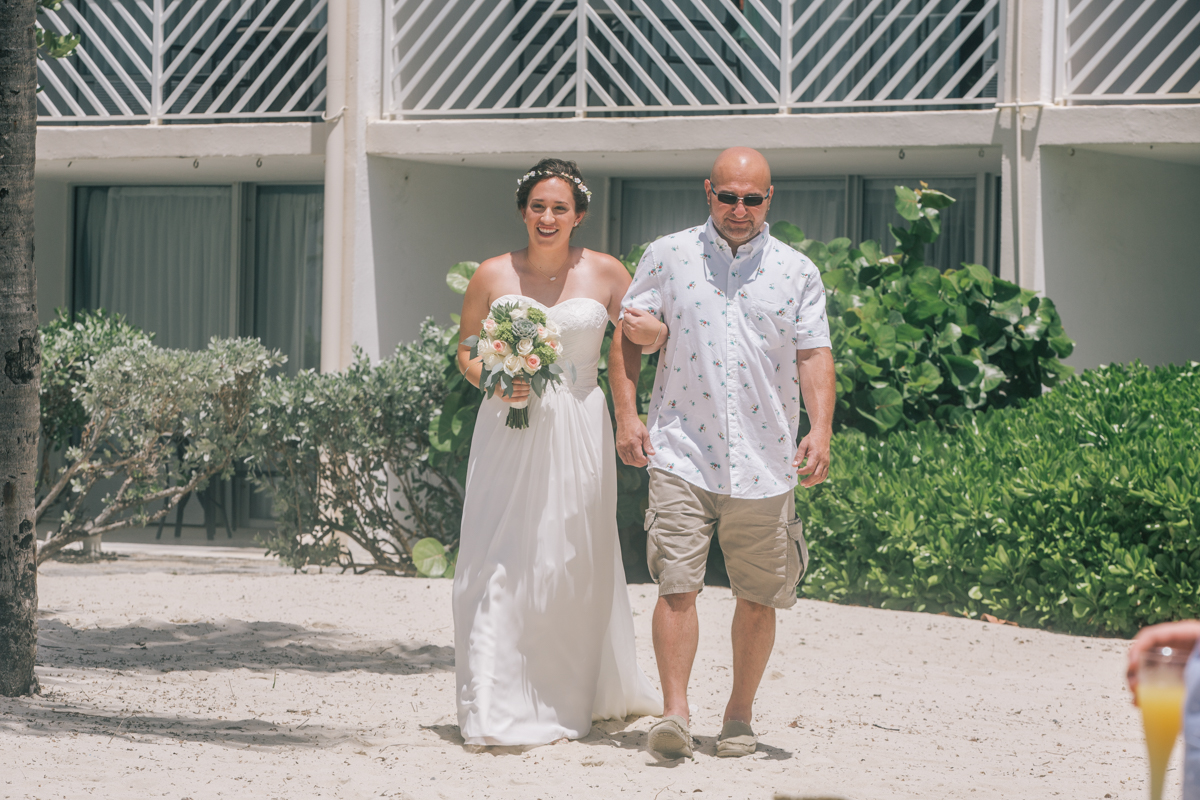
482;317;499;335
510;306;528;320
503;354;522;375
517;338;534;356
482;352;503;370
553;341;564;356
546;320;560;336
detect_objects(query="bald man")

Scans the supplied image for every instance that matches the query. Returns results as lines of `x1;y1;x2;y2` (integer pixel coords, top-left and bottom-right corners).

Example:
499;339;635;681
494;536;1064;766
614;147;836;759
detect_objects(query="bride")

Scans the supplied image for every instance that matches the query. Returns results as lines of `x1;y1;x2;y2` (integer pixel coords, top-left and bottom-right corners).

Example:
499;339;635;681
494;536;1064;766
453;159;663;746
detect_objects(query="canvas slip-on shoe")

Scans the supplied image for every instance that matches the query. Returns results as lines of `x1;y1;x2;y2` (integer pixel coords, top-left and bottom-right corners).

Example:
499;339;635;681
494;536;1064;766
716;719;757;757
647;715;693;759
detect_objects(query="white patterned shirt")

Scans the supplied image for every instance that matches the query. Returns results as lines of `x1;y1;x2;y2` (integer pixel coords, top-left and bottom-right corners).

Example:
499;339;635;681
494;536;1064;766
621;219;831;499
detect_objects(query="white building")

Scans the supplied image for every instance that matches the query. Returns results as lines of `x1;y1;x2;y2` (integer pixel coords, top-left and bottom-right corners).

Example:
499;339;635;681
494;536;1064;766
35;0;1200;379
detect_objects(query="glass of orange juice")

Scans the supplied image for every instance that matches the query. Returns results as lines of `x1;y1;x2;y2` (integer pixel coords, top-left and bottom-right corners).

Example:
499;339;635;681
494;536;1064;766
1137;646;1190;800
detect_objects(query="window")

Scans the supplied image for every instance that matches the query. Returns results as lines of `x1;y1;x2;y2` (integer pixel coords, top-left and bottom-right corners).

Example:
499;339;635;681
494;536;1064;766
249;186;324;375
616;174;997;273
862;177;976;273
617;178;848;258
72;183;324;528
73;184;323;359
73;186;236;350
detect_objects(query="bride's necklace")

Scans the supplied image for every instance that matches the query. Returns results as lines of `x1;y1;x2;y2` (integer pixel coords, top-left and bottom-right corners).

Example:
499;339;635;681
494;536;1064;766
530;259;568;282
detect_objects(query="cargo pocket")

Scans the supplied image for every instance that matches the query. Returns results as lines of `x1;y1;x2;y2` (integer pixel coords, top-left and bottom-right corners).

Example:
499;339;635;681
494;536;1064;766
786;517;809;592
644;508;663;584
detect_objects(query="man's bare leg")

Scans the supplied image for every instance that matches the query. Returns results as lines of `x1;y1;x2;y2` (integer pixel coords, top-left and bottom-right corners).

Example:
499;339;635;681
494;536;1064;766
653;590;699;722
724;598;775;723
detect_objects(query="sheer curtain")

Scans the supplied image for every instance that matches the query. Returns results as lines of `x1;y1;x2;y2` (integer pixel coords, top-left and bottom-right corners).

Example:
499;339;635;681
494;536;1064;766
862;177;976;271
767;179;847;242
619;180;710;257
620;179;848;256
73;186;233;350
253;186;323;376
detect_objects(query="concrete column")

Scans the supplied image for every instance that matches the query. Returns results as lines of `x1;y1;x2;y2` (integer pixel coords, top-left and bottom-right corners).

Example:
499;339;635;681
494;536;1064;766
346;0;382;362
320;0;348;372
998;0;1058;293
321;0;382;369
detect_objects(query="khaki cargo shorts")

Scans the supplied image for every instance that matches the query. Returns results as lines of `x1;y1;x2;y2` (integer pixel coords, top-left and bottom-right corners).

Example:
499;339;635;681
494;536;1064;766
645;468;809;609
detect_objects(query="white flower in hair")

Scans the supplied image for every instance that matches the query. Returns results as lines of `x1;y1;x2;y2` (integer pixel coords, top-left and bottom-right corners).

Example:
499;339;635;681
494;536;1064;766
515;168;593;201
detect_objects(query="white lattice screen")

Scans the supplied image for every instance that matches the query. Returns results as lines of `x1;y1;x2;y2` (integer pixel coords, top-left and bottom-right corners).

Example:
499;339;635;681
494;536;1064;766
37;0;328;123
1057;0;1200;103
385;0;1003;118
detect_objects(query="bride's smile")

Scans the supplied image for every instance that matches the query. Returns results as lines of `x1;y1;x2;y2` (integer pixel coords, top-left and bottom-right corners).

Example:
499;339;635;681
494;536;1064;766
523;178;581;249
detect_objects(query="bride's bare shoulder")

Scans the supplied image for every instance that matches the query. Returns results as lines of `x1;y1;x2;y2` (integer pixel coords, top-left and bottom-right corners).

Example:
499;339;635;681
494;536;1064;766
468;253;522;295
475;252;518;278
579;249;630;282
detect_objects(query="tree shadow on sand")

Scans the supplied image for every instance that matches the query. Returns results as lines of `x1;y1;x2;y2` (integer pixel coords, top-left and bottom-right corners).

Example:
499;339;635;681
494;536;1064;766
36;617;453;675
0;694;365;750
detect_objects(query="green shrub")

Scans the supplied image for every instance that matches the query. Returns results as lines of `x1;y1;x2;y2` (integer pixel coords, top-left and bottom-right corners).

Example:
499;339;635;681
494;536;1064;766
36;337;282;563
796;361;1200;636
773;185;1073;435
38;309;151;491
250;320;461;574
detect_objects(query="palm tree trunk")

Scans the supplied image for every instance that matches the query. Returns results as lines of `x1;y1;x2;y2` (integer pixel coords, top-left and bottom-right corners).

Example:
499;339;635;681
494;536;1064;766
0;0;42;697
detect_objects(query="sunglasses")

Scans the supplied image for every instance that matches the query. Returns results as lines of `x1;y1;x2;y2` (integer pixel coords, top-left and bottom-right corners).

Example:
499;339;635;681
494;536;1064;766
709;186;771;207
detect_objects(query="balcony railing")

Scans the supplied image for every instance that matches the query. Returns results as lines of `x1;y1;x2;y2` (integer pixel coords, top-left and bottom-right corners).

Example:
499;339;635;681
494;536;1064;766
37;0;328;124
385;0;1003;118
1056;0;1200;104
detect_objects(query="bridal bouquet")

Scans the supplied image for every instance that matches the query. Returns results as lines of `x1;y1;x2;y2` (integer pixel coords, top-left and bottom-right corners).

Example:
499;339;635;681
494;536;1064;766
465;301;568;429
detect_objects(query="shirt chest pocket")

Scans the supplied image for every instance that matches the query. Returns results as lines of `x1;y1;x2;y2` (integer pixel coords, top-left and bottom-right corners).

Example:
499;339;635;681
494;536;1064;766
745;299;793;352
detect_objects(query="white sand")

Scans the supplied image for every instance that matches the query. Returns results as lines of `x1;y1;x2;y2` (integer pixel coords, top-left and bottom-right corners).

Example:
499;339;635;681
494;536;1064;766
2;548;1178;800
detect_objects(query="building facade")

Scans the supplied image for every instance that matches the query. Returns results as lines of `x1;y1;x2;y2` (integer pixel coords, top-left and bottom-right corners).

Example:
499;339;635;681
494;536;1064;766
34;0;1200;382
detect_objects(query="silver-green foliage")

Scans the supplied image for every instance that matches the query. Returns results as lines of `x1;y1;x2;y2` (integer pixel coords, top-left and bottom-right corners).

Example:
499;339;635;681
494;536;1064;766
249;320;460;574
36;337;282;563
797;361;1200;636
38;309;151;484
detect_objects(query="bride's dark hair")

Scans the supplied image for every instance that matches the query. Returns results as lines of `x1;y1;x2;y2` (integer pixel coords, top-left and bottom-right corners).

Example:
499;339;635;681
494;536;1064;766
515;158;592;215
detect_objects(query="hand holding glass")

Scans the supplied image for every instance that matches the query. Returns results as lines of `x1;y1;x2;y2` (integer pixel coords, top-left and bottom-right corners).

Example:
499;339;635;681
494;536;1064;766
1136;646;1189;800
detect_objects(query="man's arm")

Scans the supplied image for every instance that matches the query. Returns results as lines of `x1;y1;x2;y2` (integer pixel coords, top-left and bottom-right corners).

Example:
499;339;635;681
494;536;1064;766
793;347;835;488
611;322;656;467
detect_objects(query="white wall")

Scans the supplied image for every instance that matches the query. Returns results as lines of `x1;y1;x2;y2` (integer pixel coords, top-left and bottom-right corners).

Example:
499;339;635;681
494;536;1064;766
1041;147;1200;369
34;179;70;325
365;158;609;356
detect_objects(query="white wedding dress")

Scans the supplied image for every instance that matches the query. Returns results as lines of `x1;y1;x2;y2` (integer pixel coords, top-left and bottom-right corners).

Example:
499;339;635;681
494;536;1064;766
453;294;663;746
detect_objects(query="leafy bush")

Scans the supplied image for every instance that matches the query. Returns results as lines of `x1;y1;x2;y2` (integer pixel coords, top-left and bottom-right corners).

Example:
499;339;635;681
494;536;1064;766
250;320;461;575
773;185;1074;435
38;309;151;489
36;337;282;563
796;361;1200;636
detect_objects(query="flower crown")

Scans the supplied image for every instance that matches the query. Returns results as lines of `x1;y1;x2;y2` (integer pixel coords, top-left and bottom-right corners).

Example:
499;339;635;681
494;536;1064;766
516;169;592;202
